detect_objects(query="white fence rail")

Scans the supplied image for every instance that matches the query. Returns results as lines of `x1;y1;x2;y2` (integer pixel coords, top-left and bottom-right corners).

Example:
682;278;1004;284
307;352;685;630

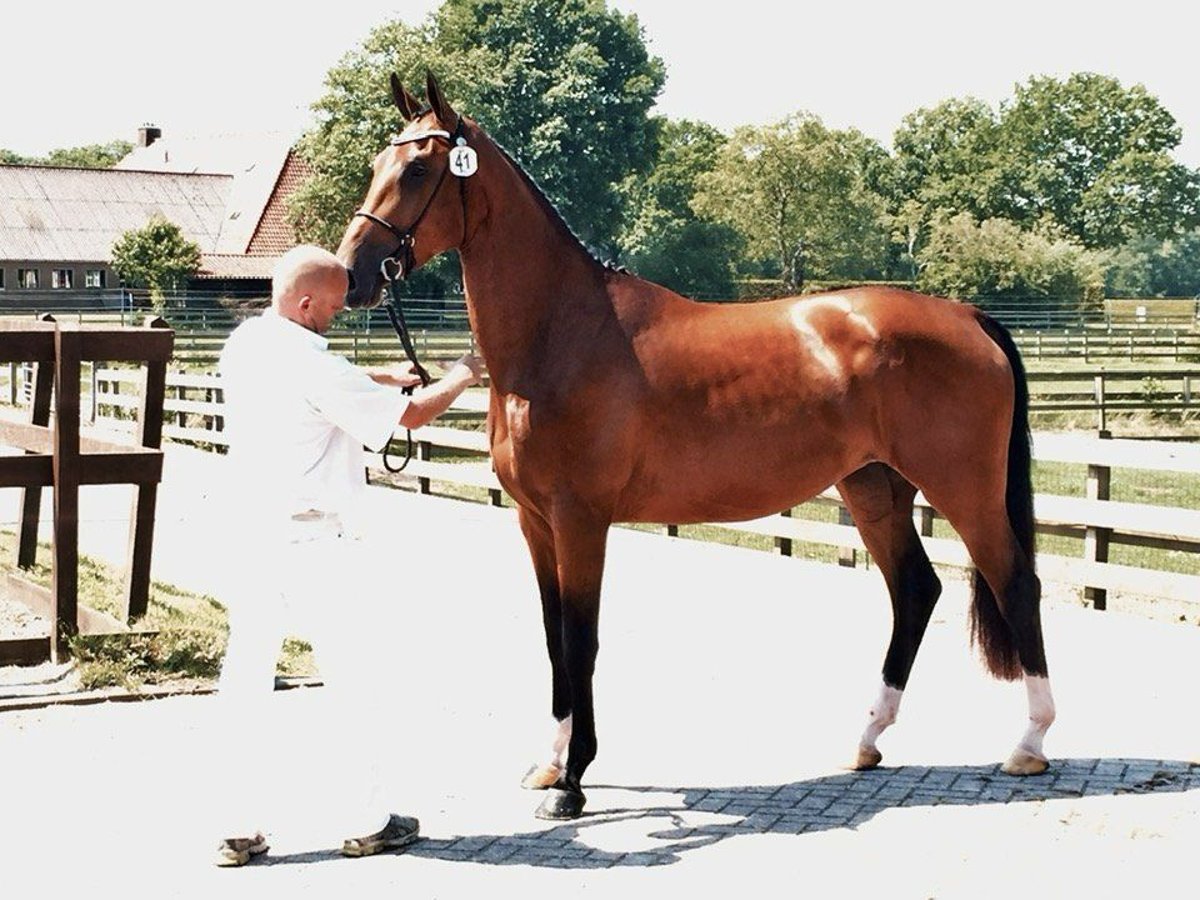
80;369;1200;607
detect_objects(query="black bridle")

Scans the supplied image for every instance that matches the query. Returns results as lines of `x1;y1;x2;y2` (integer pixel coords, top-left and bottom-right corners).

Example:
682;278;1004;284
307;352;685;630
351;117;468;472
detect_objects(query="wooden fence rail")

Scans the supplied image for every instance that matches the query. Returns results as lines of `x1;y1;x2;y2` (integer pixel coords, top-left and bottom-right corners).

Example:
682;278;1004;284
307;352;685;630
13;363;1188;436
78;371;1200;609
101;323;1200;370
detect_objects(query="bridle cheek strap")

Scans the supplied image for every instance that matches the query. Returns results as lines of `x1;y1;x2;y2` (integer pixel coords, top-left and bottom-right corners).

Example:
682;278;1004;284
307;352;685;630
349;118;470;472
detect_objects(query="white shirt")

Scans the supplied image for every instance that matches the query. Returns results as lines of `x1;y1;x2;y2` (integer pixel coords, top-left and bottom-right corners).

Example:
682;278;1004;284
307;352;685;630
218;309;409;525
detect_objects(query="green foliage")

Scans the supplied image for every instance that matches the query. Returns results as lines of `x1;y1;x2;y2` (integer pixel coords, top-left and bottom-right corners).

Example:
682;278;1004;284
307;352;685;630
916;213;1107;313
1105;229;1200;298
0;140;132;168
437;0;665;254
110;215;202;307
891;75;1200;262
693;114;890;290
291;0;665;261
887;98;1010;275
617;118;739;297
997;73;1200;248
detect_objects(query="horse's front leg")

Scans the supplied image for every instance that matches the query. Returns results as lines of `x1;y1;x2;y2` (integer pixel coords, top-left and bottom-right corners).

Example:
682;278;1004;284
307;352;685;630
516;505;572;790
534;506;609;821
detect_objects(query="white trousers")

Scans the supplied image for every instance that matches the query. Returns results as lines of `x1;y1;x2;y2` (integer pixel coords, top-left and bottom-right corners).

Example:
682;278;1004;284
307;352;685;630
216;516;403;838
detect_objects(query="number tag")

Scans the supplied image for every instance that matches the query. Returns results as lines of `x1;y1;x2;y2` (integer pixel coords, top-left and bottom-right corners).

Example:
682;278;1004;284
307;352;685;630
449;144;478;177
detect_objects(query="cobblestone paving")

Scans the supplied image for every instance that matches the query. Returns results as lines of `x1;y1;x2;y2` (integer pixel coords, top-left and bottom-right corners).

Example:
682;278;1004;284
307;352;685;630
393;759;1200;870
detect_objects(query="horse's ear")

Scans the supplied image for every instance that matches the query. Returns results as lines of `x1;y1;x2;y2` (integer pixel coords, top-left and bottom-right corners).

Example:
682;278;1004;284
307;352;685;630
425;70;456;125
390;73;421;121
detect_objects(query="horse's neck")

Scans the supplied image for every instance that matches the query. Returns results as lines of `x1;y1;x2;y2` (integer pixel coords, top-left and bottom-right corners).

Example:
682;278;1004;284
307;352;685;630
459;159;607;391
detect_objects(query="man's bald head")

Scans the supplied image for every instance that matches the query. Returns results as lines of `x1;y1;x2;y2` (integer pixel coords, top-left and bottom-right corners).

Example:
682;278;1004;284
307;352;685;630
272;245;348;334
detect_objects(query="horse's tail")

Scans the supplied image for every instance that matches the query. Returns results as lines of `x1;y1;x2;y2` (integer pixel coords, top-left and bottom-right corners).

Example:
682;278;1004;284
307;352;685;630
969;311;1034;681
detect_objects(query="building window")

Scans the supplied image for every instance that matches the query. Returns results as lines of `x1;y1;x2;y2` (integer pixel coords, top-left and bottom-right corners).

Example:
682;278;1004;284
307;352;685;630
0;269;5;290
52;269;73;289
17;269;38;289
85;269;106;289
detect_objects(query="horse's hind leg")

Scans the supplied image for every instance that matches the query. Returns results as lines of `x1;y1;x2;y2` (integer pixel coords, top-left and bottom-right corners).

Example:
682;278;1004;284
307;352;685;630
917;479;1055;776
516;505;573;790
837;464;942;770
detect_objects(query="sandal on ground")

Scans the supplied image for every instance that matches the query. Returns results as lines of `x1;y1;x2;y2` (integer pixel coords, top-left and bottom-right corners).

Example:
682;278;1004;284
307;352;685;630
342;814;420;857
215;833;269;867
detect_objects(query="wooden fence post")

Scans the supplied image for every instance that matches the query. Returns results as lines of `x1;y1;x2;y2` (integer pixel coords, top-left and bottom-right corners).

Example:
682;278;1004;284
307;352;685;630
1093;373;1107;434
122;318;169;622
17;316;56;571
418;440;432;495
775;507;793;556
51;324;82;661
1083;458;1112;611
837;505;857;568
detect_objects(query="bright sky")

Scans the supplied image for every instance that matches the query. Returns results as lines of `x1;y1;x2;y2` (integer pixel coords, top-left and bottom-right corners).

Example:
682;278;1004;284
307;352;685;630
3;0;1197;167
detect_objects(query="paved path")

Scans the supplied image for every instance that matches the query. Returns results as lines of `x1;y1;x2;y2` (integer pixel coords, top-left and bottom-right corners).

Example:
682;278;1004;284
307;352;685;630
1;448;1197;898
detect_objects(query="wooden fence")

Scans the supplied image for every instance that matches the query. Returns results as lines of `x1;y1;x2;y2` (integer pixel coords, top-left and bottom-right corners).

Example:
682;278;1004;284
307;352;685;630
160;326;1200;369
8;361;1187;435
0;319;172;665
76;370;1200;609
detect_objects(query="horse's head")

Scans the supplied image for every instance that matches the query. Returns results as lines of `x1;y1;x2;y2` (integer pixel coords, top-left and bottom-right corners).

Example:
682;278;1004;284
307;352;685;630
337;72;477;308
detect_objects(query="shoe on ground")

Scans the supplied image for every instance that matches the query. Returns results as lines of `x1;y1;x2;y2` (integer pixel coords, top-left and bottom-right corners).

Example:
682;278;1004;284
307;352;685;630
215;833;269;867
342;814;420;857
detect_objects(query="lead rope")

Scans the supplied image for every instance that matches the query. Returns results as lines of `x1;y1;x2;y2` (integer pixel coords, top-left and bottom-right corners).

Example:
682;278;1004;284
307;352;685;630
380;259;431;473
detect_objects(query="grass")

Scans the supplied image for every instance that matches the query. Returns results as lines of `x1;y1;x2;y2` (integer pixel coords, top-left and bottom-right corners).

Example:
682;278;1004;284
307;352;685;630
0;530;314;690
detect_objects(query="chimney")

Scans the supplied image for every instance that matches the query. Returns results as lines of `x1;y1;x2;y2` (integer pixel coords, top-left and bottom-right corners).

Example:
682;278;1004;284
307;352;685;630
137;124;162;148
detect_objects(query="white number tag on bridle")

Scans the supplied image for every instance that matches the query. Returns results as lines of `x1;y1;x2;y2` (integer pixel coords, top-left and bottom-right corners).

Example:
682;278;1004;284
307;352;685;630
449;141;478;177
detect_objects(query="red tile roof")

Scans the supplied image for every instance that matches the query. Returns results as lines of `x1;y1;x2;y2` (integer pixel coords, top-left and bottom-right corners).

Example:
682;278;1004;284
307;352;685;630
246;151;314;255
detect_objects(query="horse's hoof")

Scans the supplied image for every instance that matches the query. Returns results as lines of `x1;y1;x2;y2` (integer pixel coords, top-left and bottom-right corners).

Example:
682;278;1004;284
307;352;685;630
852;745;883;770
534;788;586;820
521;764;562;791
1001;748;1050;776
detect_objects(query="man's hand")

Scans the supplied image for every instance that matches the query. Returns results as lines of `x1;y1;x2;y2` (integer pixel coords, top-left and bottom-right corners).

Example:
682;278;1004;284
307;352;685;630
450;353;486;385
367;363;425;389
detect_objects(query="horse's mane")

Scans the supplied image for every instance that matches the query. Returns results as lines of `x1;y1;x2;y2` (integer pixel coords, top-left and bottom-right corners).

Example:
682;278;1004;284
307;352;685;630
488;139;604;269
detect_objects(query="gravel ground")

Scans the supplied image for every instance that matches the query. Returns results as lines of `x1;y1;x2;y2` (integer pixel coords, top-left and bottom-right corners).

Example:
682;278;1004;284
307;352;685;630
0;595;47;641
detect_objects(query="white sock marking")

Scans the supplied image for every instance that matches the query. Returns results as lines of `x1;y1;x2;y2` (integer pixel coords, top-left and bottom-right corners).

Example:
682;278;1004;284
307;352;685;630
860;683;904;751
1017;674;1056;759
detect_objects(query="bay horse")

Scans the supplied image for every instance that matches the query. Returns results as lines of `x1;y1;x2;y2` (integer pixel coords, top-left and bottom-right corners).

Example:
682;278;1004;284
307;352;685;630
337;72;1055;820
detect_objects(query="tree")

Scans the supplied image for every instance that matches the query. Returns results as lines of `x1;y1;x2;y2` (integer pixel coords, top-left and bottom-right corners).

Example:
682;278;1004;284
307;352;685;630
693;114;890;291
996;73;1200;248
887;98;1010;275
617;118;739;298
916;212;1106;315
0;141;132;168
1106;229;1200;298
436;0;665;254
110;216;202;308
40;141;133;168
291;0;665;264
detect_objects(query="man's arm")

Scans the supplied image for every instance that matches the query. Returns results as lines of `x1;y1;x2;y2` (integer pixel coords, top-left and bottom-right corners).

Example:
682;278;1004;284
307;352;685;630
398;354;484;430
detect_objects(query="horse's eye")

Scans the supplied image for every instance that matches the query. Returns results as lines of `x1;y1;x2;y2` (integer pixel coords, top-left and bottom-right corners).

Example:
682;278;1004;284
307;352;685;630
407;161;428;179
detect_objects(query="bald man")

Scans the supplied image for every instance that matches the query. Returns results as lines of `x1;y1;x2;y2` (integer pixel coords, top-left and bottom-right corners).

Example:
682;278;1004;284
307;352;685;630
213;245;482;866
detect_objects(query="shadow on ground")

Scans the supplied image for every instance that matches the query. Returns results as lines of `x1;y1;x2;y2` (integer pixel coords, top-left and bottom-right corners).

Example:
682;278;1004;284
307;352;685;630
261;757;1199;869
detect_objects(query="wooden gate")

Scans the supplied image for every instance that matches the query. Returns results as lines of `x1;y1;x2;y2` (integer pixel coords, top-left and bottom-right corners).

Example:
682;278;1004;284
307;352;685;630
0;316;173;665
